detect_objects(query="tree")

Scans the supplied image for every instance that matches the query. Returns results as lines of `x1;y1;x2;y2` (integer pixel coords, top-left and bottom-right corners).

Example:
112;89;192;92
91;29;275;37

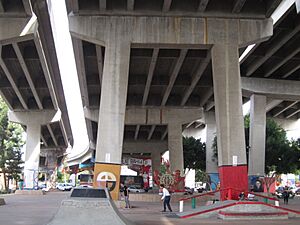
183;136;206;171
183;136;208;185
0;97;24;190
265;119;300;174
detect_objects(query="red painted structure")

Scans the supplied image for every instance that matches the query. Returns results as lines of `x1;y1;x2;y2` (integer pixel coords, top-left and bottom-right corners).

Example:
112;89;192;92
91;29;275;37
180;201;300;219
218;165;248;200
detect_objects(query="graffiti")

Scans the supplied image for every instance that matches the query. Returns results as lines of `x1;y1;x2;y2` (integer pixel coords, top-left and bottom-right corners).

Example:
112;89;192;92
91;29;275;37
153;160;185;192
96;171;117;191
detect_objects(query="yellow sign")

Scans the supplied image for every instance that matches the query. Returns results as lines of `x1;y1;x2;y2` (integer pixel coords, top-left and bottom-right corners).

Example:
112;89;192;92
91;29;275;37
93;163;121;200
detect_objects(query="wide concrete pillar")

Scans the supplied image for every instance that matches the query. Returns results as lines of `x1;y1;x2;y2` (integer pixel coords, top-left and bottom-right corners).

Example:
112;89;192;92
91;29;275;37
211;44;247;198
205;111;219;190
23;123;41;189
248;94;266;176
205;111;217;173
8;110;61;189
151;151;162;175
168;123;184;173
94;39;130;200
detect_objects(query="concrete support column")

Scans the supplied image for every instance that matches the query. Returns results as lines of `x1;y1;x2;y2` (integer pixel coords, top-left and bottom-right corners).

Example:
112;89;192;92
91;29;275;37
8;110;61;189
205;111;218;174
168;123;184;173
248;94;266;176
94;39;130;200
211;44;247;198
151;151;162;175
205;111;219;190
23;123;41;189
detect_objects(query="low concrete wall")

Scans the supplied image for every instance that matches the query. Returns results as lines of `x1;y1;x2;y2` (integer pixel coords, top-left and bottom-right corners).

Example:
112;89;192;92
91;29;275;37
15;190;44;195
127;193;213;203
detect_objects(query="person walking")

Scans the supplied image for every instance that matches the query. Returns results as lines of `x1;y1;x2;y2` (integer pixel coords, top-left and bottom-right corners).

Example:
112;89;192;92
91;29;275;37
160;184;172;212
283;186;289;205
123;185;131;208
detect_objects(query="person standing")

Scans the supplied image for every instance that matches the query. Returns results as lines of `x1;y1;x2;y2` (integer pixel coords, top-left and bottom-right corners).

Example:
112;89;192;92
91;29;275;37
123;185;131;208
160;184;172;212
283;186;289;205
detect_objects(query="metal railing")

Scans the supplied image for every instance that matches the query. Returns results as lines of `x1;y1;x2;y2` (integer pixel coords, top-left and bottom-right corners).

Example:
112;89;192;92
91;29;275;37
178;188;280;213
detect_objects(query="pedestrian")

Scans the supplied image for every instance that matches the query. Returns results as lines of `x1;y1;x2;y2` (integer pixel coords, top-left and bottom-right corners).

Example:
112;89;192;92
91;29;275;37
123;185;131;208
238;192;245;201
160;184;172;212
247;189;255;200
283;186;289;205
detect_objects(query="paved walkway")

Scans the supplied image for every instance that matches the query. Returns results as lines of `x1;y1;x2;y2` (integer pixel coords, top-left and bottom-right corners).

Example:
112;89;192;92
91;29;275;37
0;192;299;225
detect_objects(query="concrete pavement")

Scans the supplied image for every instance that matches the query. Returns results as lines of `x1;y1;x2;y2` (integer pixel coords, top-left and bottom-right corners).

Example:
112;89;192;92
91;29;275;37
0;192;299;225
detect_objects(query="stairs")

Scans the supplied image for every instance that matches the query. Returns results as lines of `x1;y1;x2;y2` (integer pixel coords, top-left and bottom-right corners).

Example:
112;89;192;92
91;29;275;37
218;211;288;220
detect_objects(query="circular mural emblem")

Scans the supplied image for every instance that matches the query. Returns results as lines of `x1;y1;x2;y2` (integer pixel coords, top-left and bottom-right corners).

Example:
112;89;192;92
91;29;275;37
96;172;117;191
160;174;174;188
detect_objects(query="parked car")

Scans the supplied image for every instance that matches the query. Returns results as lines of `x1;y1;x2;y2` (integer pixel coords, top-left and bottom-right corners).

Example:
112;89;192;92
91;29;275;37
57;183;73;191
38;183;46;190
289;186;299;195
128;186;145;193
184;187;194;195
295;188;300;196
197;187;206;193
78;184;93;188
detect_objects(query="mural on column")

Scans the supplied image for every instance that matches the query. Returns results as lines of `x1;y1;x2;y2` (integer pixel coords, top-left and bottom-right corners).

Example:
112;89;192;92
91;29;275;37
153;160;185;192
122;155;151;189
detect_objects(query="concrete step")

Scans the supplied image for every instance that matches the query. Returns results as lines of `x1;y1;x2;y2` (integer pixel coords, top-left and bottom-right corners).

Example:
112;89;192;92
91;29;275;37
218;210;289;220
177;200;236;218
178;200;300;219
0;198;5;206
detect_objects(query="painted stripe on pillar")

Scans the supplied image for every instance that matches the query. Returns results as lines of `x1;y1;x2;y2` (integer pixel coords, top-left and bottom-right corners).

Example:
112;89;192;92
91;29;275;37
219;165;248;200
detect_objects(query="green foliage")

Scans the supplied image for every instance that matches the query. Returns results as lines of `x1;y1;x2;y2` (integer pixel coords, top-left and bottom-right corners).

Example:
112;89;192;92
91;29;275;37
183;136;206;170
57;171;63;182
56;171;70;183
244;114;250;128
159;163;167;174
0;97;24;189
195;169;209;182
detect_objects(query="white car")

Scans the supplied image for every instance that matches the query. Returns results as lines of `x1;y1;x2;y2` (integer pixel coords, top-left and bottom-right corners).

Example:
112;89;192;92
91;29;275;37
78;184;93;188
128;186;145;193
57;183;73;191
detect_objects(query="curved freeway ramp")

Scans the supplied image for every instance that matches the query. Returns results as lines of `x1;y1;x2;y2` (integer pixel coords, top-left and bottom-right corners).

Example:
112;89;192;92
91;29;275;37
47;188;134;225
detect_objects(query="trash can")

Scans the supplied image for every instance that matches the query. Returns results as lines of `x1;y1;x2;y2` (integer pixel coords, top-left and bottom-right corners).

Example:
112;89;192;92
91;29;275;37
18;181;23;190
192;198;196;209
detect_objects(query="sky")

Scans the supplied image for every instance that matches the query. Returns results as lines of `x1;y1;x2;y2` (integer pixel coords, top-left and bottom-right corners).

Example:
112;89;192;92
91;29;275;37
44;0;298;159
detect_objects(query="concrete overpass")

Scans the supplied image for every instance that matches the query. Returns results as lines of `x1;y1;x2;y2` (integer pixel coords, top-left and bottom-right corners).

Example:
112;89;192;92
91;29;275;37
0;0;73;189
64;0;295;200
1;0;298;198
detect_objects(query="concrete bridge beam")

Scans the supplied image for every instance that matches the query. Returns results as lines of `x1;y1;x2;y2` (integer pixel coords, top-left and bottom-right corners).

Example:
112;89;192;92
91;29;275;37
85;107;203;125
69;15;272;47
242;77;300;101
